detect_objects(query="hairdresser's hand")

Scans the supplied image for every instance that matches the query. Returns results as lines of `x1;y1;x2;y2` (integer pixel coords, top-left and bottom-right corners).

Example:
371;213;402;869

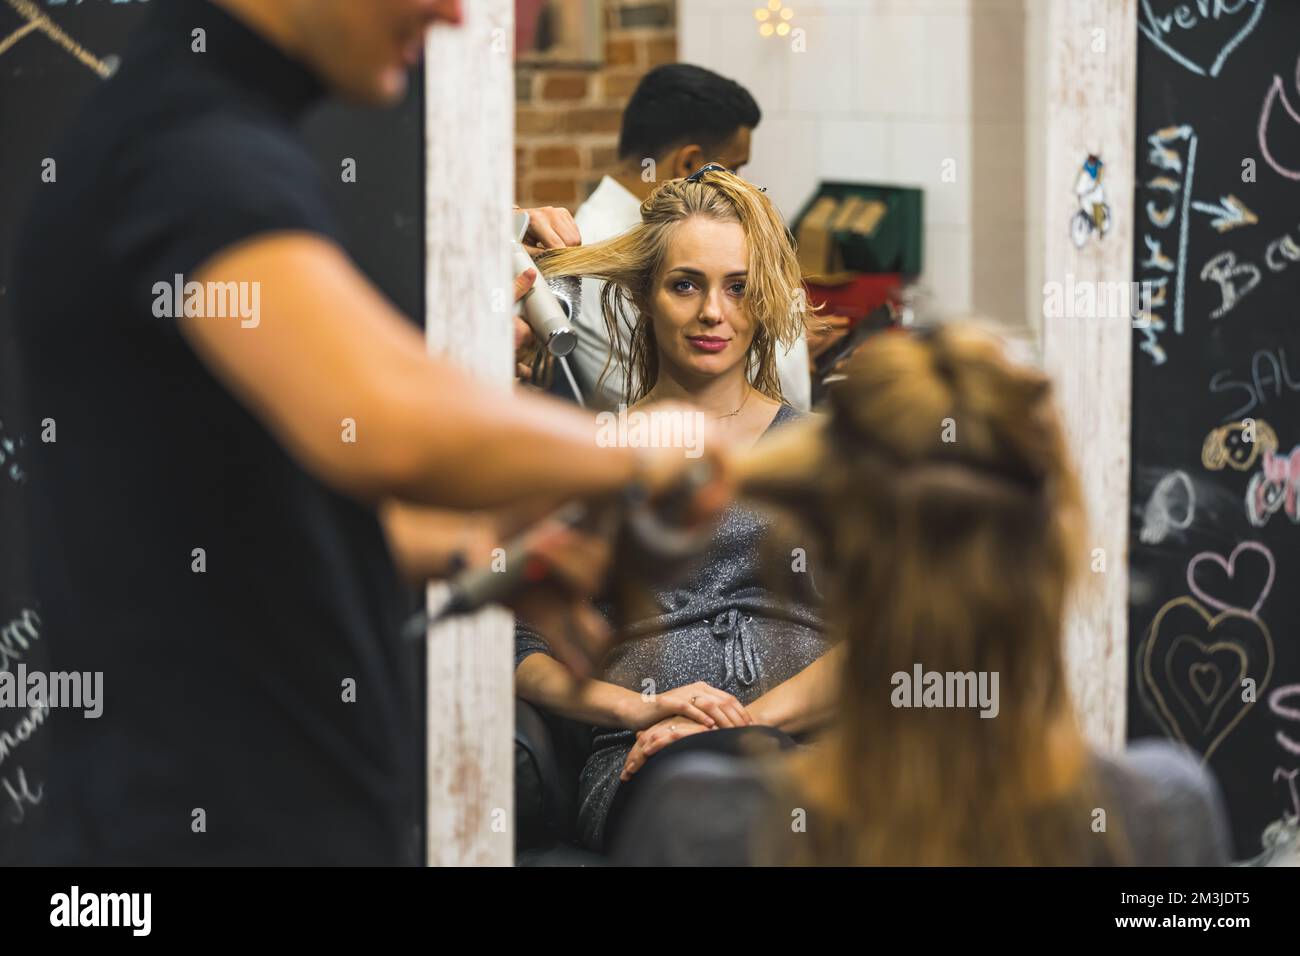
506;515;614;678
620;714;713;782
518;205;581;255
625;680;751;732
513;266;538;380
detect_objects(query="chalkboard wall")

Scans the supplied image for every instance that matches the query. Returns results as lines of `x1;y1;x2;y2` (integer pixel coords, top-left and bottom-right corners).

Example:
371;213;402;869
0;0;424;863
1129;0;1300;861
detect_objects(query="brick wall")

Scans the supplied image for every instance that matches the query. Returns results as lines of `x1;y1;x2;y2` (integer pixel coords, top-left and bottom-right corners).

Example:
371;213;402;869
515;0;677;211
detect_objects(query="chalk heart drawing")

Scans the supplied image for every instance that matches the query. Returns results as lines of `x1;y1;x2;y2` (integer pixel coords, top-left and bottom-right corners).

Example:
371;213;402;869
1142;597;1274;762
1138;0;1267;79
1186;540;1275;615
1189;660;1222;704
1258;56;1300;182
1170;636;1245;732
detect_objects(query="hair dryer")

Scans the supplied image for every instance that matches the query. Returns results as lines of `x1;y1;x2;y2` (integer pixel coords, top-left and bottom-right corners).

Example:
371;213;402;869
512;240;578;358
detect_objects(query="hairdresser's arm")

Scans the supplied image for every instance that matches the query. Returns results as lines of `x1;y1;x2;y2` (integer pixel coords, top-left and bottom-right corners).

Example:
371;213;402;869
745;643;846;735
380;255;567;581
379;502;498;582
185;234;681;508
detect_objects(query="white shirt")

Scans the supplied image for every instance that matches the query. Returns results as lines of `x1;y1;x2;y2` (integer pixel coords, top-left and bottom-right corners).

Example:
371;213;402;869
569;175;811;411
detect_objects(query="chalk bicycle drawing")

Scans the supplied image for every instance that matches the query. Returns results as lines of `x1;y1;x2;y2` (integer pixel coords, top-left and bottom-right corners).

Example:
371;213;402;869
1071;154;1112;249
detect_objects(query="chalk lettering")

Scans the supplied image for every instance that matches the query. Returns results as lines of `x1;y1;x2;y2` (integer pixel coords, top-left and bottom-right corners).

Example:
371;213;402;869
1139;0;1266;78
0;703;49;771
0;607;42;673
1201;251;1261;319
1;765;42;824
1209;348;1300;422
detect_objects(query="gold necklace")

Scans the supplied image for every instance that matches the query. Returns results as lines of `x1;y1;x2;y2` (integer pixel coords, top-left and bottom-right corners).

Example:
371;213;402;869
644;385;752;418
714;385;752;420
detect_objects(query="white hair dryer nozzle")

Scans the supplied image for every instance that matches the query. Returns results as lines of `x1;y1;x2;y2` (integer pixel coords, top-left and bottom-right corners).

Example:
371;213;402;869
511;241;578;358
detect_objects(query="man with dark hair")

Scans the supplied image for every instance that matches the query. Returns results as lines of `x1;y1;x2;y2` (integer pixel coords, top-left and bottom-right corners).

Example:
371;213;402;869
569;64;811;411
617;63;761;174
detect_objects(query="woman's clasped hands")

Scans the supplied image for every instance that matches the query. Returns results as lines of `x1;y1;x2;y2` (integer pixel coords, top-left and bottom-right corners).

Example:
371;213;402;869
619;680;754;782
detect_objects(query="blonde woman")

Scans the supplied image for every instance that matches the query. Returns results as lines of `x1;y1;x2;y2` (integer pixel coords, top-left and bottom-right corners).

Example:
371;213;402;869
515;166;836;852
613;323;1231;866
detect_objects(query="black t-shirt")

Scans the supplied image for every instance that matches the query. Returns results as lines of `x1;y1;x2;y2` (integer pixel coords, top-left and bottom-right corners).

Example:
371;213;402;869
12;0;418;864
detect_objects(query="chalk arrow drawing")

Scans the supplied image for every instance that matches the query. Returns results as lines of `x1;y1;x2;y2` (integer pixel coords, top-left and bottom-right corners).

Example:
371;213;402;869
1190;195;1258;233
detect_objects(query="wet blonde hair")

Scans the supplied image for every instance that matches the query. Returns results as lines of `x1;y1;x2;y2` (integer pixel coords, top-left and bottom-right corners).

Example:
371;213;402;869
740;321;1128;865
539;169;806;405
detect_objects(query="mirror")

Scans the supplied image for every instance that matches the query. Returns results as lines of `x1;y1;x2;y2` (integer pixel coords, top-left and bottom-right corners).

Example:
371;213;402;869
516;0;604;65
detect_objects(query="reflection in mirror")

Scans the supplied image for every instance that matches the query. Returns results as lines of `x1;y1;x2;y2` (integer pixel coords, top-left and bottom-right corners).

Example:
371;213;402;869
516;0;605;65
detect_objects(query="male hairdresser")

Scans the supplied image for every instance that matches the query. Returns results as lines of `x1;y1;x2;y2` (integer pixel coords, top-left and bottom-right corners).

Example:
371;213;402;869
11;0;719;864
568;64;813;411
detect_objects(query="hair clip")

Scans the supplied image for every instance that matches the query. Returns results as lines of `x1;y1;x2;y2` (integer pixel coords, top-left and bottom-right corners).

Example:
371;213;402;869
685;162;729;181
684;163;768;193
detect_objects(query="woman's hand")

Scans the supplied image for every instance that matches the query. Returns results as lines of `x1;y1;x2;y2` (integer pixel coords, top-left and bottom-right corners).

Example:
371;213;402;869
624;680;752;731
620;714;713;782
514;267;538;380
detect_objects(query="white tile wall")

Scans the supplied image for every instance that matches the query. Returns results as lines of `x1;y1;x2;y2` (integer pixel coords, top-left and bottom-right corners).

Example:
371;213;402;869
748;114;825;217
787;15;864;115
923;12;973;120
852;9;929;117
817;119;891;182
925;224;973;315
889;119;971;227
680;0;1036;328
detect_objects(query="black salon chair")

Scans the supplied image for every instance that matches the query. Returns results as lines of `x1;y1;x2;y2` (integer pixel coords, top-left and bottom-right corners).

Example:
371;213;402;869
514;698;607;866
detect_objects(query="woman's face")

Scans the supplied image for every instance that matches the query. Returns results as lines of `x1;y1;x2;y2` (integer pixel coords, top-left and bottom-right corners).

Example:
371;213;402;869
648;217;755;384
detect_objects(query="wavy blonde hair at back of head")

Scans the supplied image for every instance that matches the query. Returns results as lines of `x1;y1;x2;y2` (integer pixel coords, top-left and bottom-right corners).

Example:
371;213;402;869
739;321;1130;866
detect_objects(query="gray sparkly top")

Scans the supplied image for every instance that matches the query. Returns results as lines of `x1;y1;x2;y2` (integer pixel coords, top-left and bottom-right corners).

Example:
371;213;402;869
515;404;829;849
